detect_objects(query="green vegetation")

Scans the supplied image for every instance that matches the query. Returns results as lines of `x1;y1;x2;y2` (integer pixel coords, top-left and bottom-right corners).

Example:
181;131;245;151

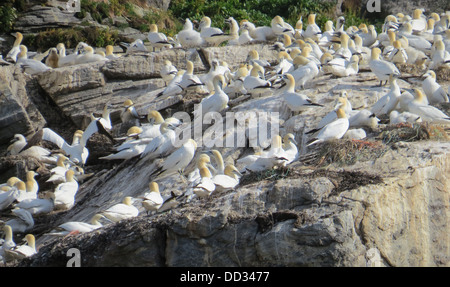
25;27;124;51
0;4;18;34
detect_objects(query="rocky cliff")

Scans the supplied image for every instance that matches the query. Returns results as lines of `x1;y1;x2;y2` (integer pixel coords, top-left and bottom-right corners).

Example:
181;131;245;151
0;41;449;266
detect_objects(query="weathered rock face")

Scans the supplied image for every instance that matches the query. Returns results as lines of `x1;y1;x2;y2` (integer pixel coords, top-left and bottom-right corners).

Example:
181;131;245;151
0;65;46;145
0;42;449;267
13;5;82;34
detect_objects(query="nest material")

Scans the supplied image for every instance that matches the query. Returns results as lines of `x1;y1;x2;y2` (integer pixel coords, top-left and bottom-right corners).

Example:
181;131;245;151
378;122;449;144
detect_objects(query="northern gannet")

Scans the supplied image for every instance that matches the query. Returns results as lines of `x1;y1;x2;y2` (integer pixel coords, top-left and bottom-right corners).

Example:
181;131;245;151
45;48;59;68
46;155;71;184
327;54;359;77
304;14;322;41
100;127;147;160
147;24;172;51
16;45;51;75
387;40;408;64
139;182;164;214
6;134;27;155
407;88;450;124
288;55;320;89
120;99;145;127
140;122;177;160
193;167;216;198
105;45;120;59
243;62;273;97
5;32;23;63
0;225;16;264
150;139;197;180
177;18;204;48
389;110;422;124
101;196;139;222
306;108;349;146
157;70;185;98
75;46;108;65
281;133;299;164
212;164;242;192
54;170;79;210
271;15;294;38
179;60;204;91
46;214;106;236
371;74;401;116
198;74;229;116
429;40;450;69
369;47;400;86
160;60;178;86
421;70;449;104
4;208;34;234
199;16;230;47
281;73;322;114
240;19;276;42
120;39;148;53
57;42;89;67
4;234;37;261
14;192;55;216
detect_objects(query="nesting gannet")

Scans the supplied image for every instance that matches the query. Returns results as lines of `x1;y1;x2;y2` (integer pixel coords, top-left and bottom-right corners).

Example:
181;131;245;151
105;45;119;59
421;70;449;104
288;55;320;89
16;45;51;75
246;49;271;69
206;150;225;175
101;127;147;160
5;32;23;63
120;39;148;53
101;196;139;222
327;54;360;77
243;135;287;172
0;185;20;211
212;164;242;192
371;74;401;116
304;14;322;41
139;182;164;214
6;134;27;155
398;23;432;52
306;108;349;146
57;42;89;67
334;33;353;61
243;62;273;97
53;170;79;210
147;24;172;51
199;16;230;47
281;73;322;114
198;74;229;116
157;70;185;98
4;208;34;234
271;15;294;38
120;99;145;127
47;214;106;236
410;9;427;33
281;133;299;164
75;46;108;65
179;60;204;91
46;155;71;184
177;18;205;48
193;167;216;198
45;48;59;68
201;59;229;93
347;109;379;129
319;20;335;47
407;89;450;124
15;192;55;216
240;19;276;42
387;40;408;64
268;51;294;79
399;36;428;67
223;64;249;96
4;234;36;261
186;154;213;184
140;122;177;160
389;110;422;124
369;47;400;86
139;110;169;139
429;40;450;69
225;17;240;45
0;225;16;264
160;60;178;86
150;139;197;180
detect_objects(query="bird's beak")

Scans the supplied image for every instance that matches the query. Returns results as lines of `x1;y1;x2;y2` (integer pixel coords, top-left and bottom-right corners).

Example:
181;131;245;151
290;138;298;145
10;138;18;143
